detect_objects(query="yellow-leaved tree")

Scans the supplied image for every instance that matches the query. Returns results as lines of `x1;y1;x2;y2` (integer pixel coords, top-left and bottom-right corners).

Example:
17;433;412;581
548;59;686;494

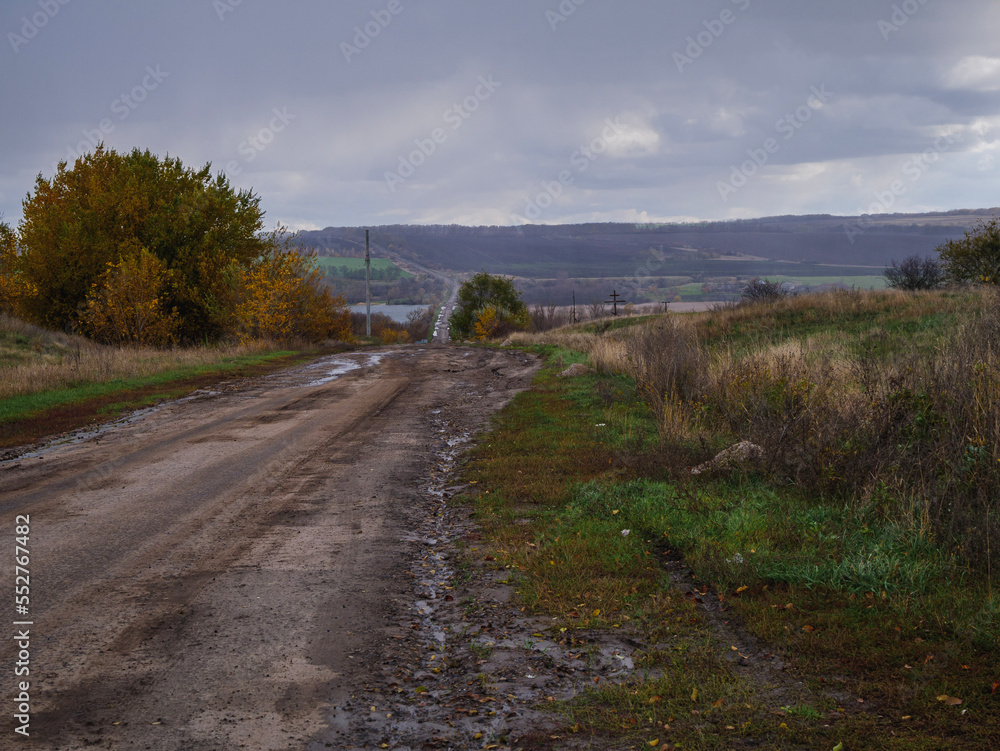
233;230;351;343
81;245;179;347
472;304;504;341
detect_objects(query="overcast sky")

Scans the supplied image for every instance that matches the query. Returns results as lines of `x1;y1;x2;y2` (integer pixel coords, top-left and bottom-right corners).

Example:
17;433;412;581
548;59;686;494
2;1;999;230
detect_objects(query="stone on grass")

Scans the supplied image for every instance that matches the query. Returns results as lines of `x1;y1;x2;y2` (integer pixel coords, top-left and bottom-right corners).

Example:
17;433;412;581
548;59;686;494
691;441;764;475
558;363;590;378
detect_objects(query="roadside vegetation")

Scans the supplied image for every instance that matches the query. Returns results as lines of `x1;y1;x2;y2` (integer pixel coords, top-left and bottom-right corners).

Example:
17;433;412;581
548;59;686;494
0;313;336;448
461;284;999;749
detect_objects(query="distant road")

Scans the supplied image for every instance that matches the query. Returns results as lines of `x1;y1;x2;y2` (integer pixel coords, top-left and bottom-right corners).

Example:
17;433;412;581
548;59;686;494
377;246;461;343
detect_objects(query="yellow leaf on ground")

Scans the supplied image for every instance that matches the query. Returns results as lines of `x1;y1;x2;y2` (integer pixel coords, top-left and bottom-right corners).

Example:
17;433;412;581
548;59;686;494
936;695;963;705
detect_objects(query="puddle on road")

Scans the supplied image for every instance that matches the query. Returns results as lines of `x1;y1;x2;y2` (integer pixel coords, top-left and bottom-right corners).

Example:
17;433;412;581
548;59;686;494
302;352;389;387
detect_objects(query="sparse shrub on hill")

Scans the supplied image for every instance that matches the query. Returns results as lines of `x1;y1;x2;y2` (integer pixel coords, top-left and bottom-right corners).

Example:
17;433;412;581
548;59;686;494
529;289;1000;574
672;292;999;572
937;216;1000;285
740;278;789;304
883;254;944;290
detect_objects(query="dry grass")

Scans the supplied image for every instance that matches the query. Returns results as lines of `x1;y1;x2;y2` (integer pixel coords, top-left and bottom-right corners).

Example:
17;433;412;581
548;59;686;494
0;313;273;400
508;288;1000;574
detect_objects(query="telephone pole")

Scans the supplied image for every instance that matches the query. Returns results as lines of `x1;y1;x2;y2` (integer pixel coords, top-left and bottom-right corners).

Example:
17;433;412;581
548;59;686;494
365;229;371;338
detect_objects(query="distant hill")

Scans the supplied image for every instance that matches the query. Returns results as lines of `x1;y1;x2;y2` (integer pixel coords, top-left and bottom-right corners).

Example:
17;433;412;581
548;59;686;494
296;210;996;279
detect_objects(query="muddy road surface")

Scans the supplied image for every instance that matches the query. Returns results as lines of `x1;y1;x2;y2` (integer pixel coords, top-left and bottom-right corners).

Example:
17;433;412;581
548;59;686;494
0;346;541;750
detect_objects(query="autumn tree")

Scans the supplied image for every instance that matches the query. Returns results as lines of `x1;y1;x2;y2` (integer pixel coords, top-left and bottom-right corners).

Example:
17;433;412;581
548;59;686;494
937;217;1000;285
232;230;352;343
18;146;269;341
450;272;530;340
0;222;32;316
81;244;179;347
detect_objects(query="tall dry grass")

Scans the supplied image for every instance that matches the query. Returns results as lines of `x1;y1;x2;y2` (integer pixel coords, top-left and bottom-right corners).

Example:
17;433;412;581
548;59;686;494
0;314;273;400
510;289;1000;573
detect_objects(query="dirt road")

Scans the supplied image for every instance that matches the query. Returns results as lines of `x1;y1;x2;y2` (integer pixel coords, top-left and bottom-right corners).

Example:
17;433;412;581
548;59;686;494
0;346;539;750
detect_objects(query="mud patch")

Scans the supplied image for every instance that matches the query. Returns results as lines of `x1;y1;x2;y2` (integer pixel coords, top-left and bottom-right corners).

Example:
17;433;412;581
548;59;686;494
317;412;656;751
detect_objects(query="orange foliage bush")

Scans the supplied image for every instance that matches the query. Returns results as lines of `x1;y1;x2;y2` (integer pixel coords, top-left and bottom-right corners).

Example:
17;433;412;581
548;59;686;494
81;245;179;347
233;236;351;344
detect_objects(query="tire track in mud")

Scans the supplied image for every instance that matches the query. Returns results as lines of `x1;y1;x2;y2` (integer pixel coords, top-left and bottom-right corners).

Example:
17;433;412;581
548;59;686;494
320;388;651;751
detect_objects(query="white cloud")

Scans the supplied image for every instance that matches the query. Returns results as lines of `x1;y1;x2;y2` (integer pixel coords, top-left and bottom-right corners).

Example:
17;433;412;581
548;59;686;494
944;56;1000;92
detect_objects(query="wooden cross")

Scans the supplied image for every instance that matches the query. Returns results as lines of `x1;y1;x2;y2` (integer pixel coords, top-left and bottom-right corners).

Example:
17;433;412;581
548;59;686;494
605;289;626;316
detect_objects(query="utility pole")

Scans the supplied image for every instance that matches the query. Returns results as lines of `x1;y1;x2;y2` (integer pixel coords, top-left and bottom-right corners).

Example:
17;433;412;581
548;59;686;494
365;229;371;338
572;290;576;324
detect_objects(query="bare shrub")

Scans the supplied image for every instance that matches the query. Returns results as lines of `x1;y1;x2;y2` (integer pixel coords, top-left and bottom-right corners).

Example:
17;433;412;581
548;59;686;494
350;311;411;344
740;278;790;304
588;300;606;320
884;254;944;291
620;317;706;445
406;306;434;342
530;303;569;332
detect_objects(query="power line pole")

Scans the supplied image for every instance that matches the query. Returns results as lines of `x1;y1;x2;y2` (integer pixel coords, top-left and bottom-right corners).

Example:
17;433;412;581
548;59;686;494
365;229;371;338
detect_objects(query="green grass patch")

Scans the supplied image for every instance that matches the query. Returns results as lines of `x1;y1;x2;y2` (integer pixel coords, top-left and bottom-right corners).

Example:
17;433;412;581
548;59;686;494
0;349;298;425
0;348;328;449
460;333;1000;749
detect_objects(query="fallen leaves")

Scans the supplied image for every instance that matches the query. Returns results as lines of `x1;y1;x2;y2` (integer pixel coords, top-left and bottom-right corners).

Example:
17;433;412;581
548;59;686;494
936;695;963;706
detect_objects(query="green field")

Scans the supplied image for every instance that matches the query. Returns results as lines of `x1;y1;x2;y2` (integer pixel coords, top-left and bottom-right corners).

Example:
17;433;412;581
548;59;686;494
765;274;887;289
676;274;887;300
313;256;412;278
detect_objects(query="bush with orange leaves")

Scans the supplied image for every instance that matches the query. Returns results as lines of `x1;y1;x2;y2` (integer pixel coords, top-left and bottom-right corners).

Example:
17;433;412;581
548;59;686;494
233;230;352;344
373;322;409;345
472;304;505;341
81;245;180;347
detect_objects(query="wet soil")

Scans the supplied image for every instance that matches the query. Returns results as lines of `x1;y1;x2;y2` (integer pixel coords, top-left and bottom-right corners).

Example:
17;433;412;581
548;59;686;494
0;346;542;750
